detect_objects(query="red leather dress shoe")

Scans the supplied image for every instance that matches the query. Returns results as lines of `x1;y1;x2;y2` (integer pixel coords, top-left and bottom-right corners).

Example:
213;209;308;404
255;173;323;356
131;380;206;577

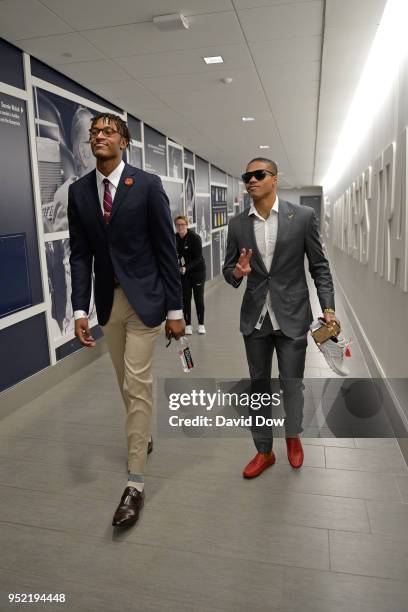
243;451;276;478
286;437;304;468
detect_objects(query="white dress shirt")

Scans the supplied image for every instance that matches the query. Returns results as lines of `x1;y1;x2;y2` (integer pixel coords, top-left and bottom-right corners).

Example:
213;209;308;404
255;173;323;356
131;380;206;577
248;196;280;330
74;160;182;321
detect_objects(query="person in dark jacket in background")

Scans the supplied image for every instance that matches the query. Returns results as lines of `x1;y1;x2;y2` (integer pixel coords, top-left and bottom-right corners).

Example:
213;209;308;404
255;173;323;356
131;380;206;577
175;215;207;335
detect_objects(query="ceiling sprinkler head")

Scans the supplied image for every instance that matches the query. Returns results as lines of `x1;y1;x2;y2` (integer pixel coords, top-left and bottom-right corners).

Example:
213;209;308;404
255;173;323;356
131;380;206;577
220;77;233;84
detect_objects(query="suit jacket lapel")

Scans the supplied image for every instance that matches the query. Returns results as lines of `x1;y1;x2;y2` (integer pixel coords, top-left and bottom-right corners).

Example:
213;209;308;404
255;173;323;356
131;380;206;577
269;199;294;272
242;213;269;275
109;163;137;224
85;170;105;232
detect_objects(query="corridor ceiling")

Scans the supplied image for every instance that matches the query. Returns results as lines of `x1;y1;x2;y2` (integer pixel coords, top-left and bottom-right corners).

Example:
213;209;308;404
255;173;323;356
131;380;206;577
0;0;387;187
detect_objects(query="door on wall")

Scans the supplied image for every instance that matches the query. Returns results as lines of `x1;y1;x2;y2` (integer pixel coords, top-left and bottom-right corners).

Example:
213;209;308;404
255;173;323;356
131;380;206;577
300;195;322;229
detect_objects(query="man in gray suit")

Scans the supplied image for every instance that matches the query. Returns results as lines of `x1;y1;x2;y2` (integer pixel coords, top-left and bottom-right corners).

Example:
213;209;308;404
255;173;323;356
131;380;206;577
223;158;336;477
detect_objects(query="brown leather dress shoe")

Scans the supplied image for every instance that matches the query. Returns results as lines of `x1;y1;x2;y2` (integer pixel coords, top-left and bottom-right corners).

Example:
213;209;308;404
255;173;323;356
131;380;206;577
243;451;276;478
286;437;304;468
112;487;144;528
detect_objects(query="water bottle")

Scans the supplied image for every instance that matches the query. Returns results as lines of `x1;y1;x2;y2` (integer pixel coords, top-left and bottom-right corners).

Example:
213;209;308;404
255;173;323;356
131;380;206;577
178;337;194;373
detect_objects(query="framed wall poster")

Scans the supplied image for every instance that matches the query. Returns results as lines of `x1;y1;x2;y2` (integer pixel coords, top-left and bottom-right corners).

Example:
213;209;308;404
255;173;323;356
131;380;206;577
45;238;98;348
168;142;183;179
202;244;212;281
162;179;184;221
210;164;227;185
183;148;194;166
227;175;234;214
31;79;119;358
184;168;195;225
212;230;221;277
195;195;211;245
196;155;210;194
33;86;99;235
211;186;228;229
220;226;227;267
144;124;167;175
128;142;143;169
127;114;142;142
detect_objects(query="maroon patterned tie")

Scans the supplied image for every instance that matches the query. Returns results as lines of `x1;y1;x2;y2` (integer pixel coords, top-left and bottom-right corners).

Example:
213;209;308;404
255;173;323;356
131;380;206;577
103;178;112;224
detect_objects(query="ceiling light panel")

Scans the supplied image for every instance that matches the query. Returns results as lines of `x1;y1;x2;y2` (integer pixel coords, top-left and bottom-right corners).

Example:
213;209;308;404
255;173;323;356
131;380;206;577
203;55;224;64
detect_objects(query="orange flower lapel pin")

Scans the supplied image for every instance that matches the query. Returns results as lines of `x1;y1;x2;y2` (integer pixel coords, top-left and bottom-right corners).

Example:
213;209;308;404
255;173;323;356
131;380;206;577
124;177;134;186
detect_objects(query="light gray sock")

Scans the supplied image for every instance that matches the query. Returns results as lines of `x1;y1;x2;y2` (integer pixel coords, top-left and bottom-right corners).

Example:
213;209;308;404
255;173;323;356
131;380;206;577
127;473;144;492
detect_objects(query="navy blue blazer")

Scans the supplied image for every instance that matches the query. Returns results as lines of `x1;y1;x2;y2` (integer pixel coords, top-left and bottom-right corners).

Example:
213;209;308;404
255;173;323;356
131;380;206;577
68;163;183;327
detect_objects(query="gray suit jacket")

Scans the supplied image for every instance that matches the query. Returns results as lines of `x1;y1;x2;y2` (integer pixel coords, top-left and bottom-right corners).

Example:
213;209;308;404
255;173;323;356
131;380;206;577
223;199;335;338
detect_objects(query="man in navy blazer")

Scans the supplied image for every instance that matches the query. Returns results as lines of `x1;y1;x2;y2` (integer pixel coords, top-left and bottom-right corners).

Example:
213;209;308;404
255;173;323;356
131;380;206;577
68;113;184;528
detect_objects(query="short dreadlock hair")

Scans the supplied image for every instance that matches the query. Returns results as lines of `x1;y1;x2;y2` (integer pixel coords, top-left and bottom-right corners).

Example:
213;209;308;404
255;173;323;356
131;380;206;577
90;113;131;148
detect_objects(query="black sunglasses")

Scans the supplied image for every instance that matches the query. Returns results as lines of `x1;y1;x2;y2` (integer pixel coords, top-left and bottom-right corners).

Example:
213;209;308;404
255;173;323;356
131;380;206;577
241;169;276;183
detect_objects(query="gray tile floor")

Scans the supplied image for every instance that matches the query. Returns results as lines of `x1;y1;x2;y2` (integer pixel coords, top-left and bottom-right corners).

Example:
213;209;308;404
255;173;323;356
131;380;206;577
0;277;407;612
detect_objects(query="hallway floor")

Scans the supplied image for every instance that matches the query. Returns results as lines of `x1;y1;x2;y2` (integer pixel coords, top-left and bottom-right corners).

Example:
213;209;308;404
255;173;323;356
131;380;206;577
0;277;407;611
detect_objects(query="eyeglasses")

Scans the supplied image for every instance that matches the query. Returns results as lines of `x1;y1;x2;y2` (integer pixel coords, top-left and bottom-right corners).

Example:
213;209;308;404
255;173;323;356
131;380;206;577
175;223;187;227
241;169;276;183
89;127;120;139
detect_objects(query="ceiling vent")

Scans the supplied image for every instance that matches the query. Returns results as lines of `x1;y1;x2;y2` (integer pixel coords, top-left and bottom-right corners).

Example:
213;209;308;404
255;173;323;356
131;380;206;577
153;13;190;31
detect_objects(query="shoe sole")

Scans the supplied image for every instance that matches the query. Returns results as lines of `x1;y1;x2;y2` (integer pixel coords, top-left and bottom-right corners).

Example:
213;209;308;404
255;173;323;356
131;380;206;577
112;517;138;528
288;458;304;469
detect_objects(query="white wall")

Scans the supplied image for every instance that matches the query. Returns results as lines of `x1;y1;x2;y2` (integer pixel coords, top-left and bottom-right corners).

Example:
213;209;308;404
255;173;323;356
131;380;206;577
324;58;408;377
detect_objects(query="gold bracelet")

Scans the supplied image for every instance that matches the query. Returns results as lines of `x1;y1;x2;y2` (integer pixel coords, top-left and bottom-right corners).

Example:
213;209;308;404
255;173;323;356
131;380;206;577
323;308;335;313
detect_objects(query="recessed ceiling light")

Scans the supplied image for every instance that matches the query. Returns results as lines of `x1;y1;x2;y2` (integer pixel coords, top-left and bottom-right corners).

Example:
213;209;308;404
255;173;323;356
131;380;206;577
61;52;72;58
259;145;269;149
242;116;255;122
203;56;224;64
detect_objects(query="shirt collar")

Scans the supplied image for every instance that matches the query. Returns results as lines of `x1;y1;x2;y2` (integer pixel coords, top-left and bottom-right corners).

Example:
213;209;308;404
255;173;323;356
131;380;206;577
248;195;279;220
96;159;125;190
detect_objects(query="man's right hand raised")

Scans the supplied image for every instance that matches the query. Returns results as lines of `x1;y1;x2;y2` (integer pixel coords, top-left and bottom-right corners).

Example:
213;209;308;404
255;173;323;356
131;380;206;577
233;248;253;279
75;318;96;347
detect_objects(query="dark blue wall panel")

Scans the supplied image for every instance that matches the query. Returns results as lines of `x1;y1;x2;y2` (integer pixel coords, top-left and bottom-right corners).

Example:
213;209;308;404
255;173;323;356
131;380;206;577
0;313;50;391
0;39;24;90
0;92;43;309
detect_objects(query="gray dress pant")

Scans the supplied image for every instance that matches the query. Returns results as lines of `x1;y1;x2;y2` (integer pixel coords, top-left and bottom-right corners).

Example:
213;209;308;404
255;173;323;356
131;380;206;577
243;313;307;453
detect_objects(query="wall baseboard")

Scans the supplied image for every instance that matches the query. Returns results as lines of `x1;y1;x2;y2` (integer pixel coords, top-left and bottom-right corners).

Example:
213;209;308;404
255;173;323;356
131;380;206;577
332;269;408;465
0;340;108;420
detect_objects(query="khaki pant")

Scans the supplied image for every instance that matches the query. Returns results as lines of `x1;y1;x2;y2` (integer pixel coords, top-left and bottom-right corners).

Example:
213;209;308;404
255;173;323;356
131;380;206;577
101;287;160;476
